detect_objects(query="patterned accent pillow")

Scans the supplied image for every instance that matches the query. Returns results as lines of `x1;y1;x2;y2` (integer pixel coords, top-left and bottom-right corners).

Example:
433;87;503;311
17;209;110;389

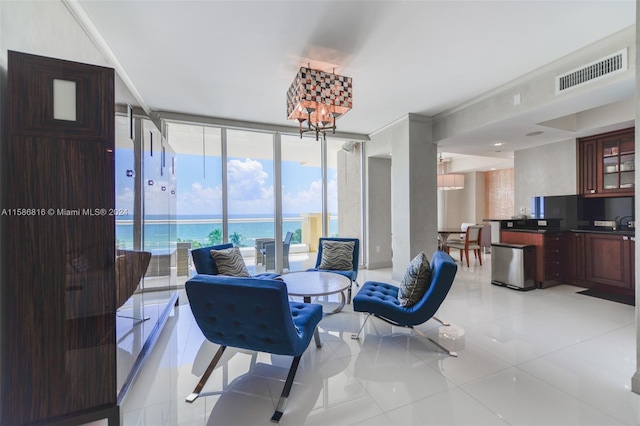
210;247;250;277
398;252;432;307
318;240;355;271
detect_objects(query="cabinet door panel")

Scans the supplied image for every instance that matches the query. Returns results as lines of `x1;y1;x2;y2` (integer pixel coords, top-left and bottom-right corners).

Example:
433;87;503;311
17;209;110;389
585;234;631;288
578;128;634;197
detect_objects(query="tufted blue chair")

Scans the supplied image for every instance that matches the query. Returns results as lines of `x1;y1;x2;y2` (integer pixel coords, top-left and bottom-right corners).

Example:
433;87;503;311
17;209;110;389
185;274;323;423
191;243;281;280
351;250;459;356
307;237;359;304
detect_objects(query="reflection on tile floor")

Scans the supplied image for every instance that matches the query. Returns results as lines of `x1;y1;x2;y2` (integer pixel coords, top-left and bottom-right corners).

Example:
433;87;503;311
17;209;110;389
119;253;640;425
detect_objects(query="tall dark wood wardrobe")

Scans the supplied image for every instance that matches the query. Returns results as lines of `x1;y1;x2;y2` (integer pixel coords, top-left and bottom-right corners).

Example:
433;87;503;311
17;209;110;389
2;51;119;424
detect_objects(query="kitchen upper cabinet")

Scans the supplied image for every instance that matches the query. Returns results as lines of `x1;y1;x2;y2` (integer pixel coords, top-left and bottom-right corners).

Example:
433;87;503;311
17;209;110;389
579;128;635;197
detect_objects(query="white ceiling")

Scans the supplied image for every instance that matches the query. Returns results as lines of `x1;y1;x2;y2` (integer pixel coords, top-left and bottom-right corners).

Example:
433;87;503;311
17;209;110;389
78;0;636;169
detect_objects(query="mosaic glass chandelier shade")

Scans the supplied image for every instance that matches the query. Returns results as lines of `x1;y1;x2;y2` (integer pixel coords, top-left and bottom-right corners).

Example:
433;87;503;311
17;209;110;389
286;66;352;138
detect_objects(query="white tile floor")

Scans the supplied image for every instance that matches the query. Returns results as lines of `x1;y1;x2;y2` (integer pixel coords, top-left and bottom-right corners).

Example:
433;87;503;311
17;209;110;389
119;253;640;425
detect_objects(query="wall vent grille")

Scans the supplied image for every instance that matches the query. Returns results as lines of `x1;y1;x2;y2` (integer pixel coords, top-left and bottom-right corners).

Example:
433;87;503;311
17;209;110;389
556;48;627;94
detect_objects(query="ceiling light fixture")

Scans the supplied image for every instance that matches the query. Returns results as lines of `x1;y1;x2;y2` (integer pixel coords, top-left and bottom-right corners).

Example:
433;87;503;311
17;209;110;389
492;141;504;147
437;153;465;190
286;65;353;140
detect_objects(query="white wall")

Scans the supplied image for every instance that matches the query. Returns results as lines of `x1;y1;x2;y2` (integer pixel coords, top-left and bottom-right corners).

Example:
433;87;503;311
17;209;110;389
366;156;392;269
1;1;107;69
514;139;578;215
368;114;438;279
337;145;362;242
438;171;486;227
432;26;635;143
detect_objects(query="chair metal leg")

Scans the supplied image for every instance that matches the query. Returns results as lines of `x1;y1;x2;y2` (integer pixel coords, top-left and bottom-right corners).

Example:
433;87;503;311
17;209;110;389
270;355;302;423
433;316;450;326
186;345;227;403
351;313;372;340
116;313;150;322
314;327;322;348
412;326;458;357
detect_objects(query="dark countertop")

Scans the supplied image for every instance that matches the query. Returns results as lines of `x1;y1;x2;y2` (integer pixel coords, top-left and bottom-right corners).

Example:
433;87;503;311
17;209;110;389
500;228;635;236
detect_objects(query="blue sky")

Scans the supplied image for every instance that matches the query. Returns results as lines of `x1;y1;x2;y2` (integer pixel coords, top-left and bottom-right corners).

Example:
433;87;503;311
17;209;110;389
116;149;337;217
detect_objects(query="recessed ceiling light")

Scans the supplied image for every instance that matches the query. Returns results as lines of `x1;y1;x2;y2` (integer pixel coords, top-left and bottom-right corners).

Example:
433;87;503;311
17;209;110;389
526;131;543;137
492;141;504;147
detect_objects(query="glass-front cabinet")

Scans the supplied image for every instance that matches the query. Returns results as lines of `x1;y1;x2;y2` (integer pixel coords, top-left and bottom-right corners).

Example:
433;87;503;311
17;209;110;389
601;131;635;192
579;127;635;197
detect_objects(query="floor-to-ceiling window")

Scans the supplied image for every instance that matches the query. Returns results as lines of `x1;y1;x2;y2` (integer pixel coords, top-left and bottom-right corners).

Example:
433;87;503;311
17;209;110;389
281;134;322;270
166;120;362;275
226;129;276;272
166;123;223;277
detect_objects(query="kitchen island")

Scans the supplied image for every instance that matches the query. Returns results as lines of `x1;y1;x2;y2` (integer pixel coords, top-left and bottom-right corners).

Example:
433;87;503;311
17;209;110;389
488;218;635;292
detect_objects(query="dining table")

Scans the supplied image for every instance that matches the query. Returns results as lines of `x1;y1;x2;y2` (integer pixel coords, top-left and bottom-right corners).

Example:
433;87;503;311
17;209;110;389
437;227;463;250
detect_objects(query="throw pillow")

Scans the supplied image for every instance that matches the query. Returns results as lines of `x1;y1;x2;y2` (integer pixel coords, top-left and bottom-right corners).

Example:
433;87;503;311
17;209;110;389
210;247;251;277
318;240;355;271
398;252;432;307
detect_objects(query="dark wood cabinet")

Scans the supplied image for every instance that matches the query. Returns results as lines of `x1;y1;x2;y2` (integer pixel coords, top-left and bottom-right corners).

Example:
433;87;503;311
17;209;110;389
578;128;635;197
566;232;587;285
585;233;634;289
2;51;118;425
500;231;564;288
565;231;634;290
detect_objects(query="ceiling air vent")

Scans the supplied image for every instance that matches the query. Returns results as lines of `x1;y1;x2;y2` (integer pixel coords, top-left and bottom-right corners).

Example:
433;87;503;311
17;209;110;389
556;48;627;94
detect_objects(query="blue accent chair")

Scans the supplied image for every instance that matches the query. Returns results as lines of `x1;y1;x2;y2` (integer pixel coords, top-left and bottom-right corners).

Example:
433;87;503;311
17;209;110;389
185;274;323;423
352;250;459;356
307;237;359;304
191;243;281;280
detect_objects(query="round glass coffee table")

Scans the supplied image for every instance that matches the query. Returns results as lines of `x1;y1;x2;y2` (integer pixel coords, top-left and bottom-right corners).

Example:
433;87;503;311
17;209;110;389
281;271;351;314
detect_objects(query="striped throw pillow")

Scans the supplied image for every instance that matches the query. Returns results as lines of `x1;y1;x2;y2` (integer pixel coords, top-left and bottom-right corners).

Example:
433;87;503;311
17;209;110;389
210;247;251;277
398;252;431;307
318;240;355;271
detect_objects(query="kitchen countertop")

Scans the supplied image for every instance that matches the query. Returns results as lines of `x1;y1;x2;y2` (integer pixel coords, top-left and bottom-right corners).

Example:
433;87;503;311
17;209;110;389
500;228;635;236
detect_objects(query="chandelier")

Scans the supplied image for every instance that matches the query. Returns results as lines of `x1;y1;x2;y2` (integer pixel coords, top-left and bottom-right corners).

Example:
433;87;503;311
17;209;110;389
286;66;353;140
437;154;465;190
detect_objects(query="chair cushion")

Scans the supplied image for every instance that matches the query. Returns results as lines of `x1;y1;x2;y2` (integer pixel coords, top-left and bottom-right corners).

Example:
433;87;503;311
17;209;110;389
447;242;481;250
398;252;431;307
318;240;355;271
210;247;250;277
192;243;233;275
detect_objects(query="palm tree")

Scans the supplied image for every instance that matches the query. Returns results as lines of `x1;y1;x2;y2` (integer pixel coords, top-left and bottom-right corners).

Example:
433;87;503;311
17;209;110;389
207;229;222;245
230;231;243;247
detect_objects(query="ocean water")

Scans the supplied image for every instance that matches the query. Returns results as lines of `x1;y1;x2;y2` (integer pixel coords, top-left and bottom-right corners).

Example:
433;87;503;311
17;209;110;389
116;215;338;249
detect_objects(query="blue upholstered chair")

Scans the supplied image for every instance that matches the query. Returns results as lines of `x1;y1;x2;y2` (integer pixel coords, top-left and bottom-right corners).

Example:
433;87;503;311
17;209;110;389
352;250;459;356
185;274;323;423
191;243;281;280
307;237;359;304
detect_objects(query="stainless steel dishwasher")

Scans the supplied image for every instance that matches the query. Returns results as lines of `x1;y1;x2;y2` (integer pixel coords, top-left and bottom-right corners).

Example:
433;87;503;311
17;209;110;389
491;243;536;290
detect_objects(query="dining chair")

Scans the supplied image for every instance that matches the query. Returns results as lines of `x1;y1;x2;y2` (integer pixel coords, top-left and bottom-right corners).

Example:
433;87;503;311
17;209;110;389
445;224;483;267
